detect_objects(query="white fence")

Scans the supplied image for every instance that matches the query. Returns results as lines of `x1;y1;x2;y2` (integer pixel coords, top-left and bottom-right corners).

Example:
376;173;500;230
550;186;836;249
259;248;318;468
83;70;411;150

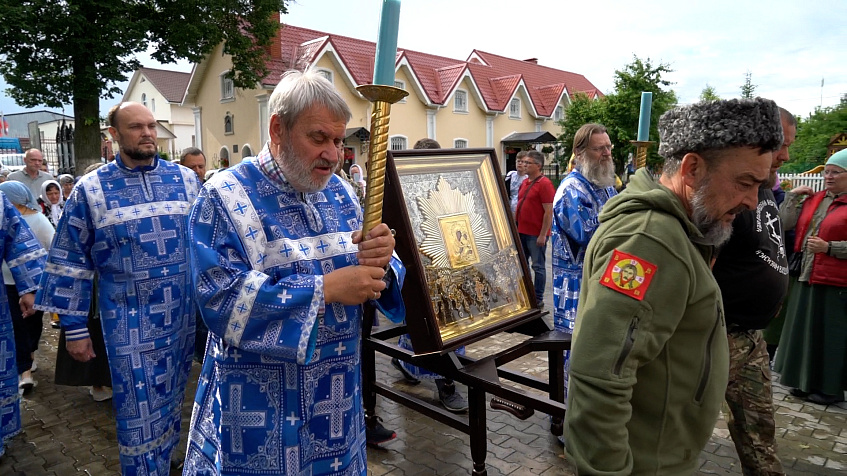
779;173;824;192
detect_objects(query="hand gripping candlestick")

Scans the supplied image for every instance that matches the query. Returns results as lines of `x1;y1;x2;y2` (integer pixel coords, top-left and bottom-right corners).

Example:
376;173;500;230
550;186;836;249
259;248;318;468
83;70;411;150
360;0;410;447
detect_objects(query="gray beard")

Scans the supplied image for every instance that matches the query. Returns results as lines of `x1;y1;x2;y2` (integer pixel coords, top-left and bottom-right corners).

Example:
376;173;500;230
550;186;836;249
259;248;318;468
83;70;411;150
275;141;333;193
690;179;734;247
580;157;616;188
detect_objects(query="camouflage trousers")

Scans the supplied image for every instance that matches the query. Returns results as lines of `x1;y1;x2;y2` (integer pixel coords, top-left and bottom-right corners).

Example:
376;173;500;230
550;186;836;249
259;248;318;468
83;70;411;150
724;328;785;476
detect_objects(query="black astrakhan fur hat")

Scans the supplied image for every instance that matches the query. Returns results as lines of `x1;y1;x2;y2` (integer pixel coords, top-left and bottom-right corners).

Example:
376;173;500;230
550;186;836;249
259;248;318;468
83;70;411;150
658;98;783;160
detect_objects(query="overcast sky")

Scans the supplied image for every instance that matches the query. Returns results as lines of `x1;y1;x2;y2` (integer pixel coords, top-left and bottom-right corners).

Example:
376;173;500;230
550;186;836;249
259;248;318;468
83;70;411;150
1;0;844;121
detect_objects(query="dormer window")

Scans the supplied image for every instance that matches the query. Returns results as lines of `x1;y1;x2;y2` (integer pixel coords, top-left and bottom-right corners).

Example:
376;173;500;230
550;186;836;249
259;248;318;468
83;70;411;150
317;69;333;83
510;98;521;118
394;80;406;103
454;90;468;112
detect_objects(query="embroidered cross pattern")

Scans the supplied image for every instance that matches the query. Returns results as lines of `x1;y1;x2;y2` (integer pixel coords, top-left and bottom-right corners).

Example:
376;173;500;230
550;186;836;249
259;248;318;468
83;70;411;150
313;374;353;439
221;384;267;454
153;355;176;394
138;217;178;256
54;279;85;310
149;286;179;326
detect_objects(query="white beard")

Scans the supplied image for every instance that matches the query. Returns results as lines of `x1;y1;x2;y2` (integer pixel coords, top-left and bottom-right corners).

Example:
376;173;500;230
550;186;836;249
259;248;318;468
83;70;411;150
274;141;334;193
580;156;616;188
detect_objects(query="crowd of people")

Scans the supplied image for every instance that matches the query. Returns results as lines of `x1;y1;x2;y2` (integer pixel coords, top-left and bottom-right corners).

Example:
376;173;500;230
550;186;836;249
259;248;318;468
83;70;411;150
502;98;845;475
0;69;844;476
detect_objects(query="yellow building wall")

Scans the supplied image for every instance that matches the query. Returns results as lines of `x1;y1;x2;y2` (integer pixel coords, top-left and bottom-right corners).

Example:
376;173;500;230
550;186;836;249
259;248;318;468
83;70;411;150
313;56;372;169
385;66;429;147
192;49;564;174
435;77;487;149
196;43;267;168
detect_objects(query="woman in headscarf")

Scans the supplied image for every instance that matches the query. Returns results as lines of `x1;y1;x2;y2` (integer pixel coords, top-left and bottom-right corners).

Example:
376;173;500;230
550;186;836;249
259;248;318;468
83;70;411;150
348;163;367;204
0;181;53;395
38;180;64;228
57;174;75;201
775;149;847;405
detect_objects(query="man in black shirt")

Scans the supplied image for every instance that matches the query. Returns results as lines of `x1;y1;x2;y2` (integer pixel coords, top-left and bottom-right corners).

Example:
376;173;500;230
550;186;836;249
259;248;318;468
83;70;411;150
712;107;796;474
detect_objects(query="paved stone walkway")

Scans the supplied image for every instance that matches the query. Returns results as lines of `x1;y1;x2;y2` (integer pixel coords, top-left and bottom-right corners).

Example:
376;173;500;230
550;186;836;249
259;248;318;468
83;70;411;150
1;319;845;475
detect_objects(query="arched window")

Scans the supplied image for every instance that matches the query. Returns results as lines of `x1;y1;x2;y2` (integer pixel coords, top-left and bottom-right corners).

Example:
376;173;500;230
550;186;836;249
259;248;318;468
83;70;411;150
219;147;230;168
241;144;254;158
454;139;468;148
224;112;234;135
151;98;156;113
141;93;147;107
390;136;407;151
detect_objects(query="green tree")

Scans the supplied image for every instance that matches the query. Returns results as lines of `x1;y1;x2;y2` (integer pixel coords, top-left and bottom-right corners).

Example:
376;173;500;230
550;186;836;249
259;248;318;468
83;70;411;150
740;71;757;99
602;56;677;171
0;0;287;172
699;84;720;101
557;56;677;172
781;98;847;173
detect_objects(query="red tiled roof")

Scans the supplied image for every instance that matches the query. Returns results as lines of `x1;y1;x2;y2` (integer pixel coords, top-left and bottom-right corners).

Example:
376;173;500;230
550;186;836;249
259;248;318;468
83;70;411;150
535;84;567;112
433;64;466;103
139;67;191;103
487;74;522;111
400;50;467;103
468;50;603;115
266;24;601;117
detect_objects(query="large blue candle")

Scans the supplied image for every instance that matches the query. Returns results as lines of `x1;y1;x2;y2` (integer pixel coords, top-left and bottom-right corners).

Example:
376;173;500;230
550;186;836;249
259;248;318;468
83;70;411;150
373;0;401;86
636;92;653;141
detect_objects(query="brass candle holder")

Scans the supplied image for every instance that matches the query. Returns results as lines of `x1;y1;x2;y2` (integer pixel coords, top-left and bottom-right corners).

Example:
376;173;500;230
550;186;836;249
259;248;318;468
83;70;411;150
630;140;656;169
356;84;409;236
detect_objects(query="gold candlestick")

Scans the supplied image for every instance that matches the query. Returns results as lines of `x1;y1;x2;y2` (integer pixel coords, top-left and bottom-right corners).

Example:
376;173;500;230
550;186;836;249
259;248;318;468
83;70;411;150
630;140;656;169
356;84;409;236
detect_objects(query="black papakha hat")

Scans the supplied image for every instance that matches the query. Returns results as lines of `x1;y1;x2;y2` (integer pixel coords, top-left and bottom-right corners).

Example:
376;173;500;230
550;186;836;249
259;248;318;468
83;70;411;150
658;97;783;160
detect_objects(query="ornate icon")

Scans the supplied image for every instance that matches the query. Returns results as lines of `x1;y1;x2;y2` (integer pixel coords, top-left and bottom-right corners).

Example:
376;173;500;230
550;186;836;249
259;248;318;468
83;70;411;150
439;214;480;267
417;176;493;268
384;149;536;352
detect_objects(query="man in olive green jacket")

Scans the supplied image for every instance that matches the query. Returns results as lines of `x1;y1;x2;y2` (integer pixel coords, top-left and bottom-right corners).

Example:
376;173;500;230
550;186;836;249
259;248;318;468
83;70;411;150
564;98;784;475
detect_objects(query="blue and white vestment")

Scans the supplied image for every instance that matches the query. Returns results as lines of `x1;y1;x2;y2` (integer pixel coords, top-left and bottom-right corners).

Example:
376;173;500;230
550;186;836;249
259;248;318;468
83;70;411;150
182;145;405;476
0;193;46;458
551;169;615;392
35;155;199;475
